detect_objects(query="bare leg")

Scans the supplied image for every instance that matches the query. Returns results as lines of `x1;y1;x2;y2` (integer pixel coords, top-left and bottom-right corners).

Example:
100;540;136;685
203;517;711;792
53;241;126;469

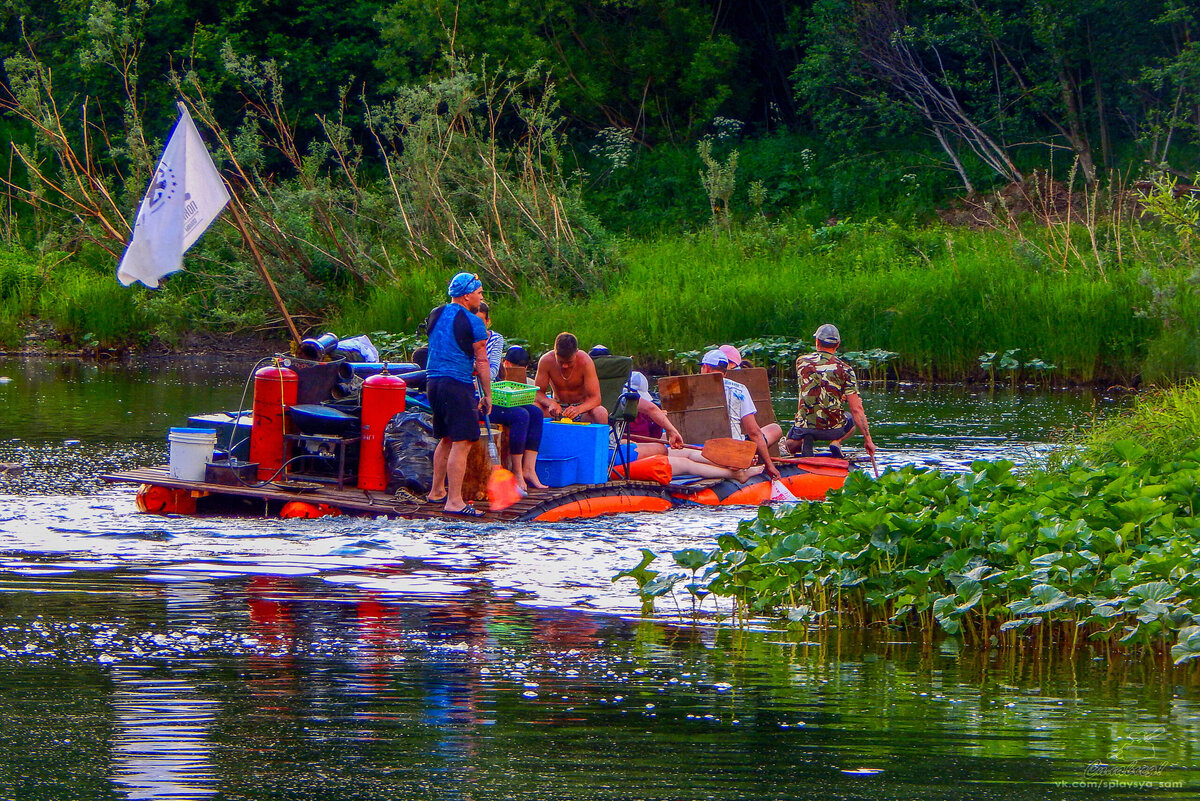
667;455;764;483
761;422;783;448
429;438;451;501
631;442;667;458
578;406;609;425
521;450;547;489
444;439;474;512
509;451;528;493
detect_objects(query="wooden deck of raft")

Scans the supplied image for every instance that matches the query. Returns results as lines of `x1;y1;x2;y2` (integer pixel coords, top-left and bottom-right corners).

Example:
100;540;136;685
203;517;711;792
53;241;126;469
101;466;709;523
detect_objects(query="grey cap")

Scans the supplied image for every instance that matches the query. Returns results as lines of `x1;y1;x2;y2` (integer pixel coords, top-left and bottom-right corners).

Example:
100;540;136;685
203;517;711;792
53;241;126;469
813;323;841;344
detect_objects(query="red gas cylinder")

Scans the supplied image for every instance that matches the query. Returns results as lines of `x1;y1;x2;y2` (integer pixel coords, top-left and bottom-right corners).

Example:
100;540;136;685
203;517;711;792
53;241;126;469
358;372;407;490
250;364;298;481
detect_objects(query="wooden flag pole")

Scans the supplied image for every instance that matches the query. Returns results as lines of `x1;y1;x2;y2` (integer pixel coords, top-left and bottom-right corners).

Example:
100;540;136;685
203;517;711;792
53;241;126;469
225;190;302;347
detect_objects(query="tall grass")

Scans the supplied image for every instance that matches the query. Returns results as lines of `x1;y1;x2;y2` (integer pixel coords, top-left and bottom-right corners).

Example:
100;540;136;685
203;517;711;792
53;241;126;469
350;221;1152;383
1066;380;1200;466
0;246;154;349
40;266;151;347
0;247;41;348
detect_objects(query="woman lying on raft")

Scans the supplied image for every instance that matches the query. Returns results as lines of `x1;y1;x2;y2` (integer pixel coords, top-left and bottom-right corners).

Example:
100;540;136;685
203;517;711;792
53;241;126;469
614;371;765;483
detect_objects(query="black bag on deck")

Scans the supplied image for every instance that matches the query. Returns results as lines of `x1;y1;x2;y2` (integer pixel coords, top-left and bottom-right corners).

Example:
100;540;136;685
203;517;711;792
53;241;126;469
384;411;437;494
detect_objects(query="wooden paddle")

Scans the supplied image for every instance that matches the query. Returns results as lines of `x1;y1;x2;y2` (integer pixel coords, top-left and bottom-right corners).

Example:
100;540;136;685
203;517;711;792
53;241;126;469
699;437;758;469
773;455;850;470
772;456;850;478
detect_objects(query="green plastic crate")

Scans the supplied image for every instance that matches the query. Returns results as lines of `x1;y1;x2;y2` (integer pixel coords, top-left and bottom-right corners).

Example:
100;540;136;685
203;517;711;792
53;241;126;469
492;381;537;407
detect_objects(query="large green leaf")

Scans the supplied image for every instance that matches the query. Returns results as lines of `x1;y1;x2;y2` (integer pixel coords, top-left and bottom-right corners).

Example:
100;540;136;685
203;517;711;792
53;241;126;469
613;549;658;587
1171;625;1200;665
640;572;684;598
1128;581;1180;603
672;548;714;571
1008;585;1077;616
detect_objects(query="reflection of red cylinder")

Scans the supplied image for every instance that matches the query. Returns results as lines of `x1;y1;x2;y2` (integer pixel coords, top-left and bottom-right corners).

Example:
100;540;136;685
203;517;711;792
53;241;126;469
250;365;298;480
358;373;407;490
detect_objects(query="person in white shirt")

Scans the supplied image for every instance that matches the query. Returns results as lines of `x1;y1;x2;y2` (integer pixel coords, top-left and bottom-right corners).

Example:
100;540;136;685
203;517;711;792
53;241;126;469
699;349;782;481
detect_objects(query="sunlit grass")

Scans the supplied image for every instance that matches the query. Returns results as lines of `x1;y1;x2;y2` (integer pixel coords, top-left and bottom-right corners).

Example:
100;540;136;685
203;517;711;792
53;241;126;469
1071;380;1200;466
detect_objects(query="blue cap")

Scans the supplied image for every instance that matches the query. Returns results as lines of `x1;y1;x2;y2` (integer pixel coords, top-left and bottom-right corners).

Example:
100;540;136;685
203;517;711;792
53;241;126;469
701;349;729;368
448;272;482;297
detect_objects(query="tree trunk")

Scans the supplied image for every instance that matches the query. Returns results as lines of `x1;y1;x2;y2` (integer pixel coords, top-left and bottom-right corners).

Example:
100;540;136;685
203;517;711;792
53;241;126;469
1057;65;1096;185
934;127;974;193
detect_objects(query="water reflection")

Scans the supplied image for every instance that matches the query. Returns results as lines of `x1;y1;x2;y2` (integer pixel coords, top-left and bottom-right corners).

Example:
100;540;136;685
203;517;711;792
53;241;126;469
0;573;1193;798
110;667;219;800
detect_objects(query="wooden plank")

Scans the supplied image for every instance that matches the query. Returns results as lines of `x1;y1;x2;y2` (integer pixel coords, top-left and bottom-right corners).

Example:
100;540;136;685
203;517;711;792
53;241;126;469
100;468;673;524
657;373;724;412
701;438;757;469
657;373;731;444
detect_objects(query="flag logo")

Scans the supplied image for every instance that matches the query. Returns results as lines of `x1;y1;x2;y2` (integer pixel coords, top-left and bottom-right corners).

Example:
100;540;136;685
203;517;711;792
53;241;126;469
145;164;178;215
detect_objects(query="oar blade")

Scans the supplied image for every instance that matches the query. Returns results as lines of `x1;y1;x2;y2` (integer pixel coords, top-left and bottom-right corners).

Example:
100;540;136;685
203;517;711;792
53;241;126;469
700;437;756;469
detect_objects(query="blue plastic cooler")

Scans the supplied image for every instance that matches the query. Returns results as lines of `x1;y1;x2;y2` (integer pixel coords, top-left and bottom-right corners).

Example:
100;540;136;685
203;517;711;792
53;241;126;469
537;421;609;485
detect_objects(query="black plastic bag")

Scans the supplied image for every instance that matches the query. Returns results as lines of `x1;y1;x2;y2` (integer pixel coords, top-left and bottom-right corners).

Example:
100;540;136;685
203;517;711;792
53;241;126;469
384;411;437;494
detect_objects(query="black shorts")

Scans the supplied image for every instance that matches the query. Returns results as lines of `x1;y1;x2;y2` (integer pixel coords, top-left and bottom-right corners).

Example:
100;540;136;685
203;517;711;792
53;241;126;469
427;377;481;442
786;420;854;442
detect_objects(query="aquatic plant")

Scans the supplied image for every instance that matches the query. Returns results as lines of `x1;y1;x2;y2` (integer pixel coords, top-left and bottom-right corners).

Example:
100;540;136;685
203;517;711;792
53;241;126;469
618;448;1200;666
369;331;426;362
614;547;717;617
978;349;1021;387
839;348;899;382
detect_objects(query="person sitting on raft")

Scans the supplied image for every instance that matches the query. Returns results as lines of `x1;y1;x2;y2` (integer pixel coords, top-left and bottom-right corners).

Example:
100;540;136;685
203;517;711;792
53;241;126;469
501;345;535;384
699;349;782;481
611;371;764;483
474;303;547;493
786;323;876;460
535;332;607;423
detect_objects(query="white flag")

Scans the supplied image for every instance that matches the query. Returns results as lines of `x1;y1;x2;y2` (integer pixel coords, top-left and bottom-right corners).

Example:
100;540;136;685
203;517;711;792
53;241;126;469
117;105;230;288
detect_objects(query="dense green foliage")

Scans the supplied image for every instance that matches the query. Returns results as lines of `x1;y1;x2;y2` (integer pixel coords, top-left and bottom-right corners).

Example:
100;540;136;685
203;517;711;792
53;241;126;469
620;451;1200;665
1;0;1199;379
334;220;1163;383
617;382;1200;665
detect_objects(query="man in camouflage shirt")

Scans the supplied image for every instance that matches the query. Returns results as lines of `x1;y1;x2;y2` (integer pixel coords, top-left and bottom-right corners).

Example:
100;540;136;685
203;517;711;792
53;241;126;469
785;324;876;460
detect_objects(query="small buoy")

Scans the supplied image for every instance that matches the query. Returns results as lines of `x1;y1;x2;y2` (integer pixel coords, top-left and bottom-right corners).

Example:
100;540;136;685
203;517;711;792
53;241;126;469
136;484;196;515
63;439;81;446
280;501;343;519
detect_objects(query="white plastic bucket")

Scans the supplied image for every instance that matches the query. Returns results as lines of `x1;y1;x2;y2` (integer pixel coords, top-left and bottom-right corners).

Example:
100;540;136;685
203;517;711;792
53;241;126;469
168;427;217;481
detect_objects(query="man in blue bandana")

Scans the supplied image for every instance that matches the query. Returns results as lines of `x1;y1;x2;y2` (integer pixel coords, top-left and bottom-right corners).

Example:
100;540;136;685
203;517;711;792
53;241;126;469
425;272;491;516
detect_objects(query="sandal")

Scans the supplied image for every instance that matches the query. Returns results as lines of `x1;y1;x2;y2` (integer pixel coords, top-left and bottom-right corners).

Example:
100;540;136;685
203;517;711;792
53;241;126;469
445;505;486;519
828;444;845;460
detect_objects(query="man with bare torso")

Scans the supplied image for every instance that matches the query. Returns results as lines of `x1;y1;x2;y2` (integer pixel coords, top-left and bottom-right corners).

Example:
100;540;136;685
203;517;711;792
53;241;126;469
535;332;608;424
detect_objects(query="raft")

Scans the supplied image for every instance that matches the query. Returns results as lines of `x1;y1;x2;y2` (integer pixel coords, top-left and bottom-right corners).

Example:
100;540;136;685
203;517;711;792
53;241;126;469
102;457;849;524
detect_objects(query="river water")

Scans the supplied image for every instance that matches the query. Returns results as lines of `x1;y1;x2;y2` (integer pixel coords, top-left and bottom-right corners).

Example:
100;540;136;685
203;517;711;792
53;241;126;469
0;357;1194;799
